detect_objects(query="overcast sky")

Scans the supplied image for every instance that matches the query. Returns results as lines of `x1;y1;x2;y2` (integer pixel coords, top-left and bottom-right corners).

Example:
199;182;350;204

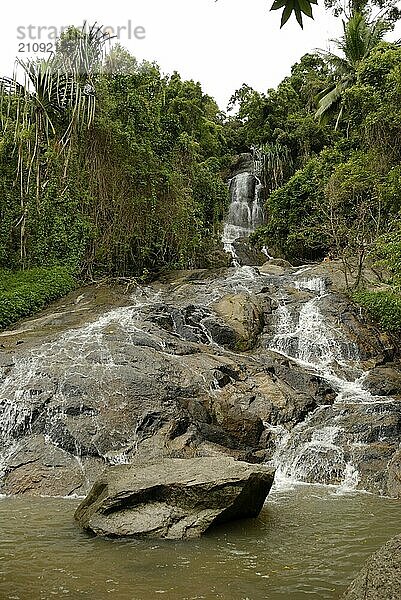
2;0;400;109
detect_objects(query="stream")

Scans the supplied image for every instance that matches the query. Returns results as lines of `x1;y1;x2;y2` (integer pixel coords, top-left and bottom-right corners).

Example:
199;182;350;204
0;153;400;599
1;486;400;600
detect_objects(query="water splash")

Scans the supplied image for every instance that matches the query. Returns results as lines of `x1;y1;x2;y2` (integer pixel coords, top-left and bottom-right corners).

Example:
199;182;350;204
293;277;327;295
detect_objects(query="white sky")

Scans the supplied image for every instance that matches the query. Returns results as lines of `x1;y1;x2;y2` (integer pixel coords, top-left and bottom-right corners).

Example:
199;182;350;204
2;0;401;109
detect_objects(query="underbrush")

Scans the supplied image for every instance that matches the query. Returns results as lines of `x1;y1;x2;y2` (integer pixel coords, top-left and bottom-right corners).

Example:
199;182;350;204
0;266;77;329
352;289;401;335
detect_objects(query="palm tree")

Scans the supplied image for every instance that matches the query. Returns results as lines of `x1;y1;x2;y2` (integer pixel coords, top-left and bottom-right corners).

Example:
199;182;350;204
315;11;388;128
0;24;109;266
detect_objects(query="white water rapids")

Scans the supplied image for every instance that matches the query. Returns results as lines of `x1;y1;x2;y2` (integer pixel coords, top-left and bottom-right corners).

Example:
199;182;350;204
266;274;395;490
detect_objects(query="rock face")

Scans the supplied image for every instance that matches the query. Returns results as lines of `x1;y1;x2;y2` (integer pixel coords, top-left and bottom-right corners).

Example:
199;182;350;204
213;292;265;350
74;457;275;539
229;153;254;176
231;239;267;267
341;534;401;600
1;259;400;497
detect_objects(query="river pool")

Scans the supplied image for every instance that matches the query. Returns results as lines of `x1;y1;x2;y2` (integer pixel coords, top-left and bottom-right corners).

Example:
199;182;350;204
1;484;400;600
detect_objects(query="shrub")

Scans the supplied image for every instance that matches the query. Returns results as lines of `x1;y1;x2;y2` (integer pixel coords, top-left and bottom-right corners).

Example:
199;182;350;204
0;266;77;329
352;289;401;334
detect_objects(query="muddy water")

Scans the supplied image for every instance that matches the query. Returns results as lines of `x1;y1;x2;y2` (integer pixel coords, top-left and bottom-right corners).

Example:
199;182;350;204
1;486;400;600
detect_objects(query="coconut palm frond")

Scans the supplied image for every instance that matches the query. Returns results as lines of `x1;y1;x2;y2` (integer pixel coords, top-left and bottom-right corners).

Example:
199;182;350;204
0;23;110;265
319;51;351;76
315;84;343;121
0;76;25;95
315;11;387;126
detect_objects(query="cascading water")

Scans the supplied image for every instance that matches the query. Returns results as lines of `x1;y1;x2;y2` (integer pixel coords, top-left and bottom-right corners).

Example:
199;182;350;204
0;290;166;482
222;163;265;263
268;274;396;490
0;255;399;498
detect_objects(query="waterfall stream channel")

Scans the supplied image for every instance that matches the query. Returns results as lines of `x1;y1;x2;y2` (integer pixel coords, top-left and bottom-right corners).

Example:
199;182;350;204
1;158;401;599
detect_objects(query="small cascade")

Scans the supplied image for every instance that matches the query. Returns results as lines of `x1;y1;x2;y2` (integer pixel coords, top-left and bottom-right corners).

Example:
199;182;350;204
251;176;264;229
269;275;394;490
270;277;361;384
270;298;359;374
273;422;351;486
0;293;163;475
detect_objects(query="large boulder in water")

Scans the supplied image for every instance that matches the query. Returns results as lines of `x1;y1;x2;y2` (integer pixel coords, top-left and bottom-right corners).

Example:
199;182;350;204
341;534;401;600
74;457;275;539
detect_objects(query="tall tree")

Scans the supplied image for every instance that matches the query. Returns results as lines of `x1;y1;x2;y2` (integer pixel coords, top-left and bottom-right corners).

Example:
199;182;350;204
0;24;109;267
315;10;388;127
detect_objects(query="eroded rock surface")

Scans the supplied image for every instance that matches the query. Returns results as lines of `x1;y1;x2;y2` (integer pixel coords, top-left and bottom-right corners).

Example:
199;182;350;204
0;260;400;496
341;534;401;600
74;457;275;539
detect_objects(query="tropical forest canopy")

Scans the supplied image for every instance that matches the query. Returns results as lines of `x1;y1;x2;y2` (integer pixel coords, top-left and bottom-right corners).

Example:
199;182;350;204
1;0;401;330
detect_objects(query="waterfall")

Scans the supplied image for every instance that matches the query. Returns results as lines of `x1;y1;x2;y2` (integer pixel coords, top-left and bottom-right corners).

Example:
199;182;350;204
222;168;265;262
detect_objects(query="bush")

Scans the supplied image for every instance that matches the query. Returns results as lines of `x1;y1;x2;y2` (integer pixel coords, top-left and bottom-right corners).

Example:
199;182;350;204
352;289;401;334
253;146;345;261
0;266;77;329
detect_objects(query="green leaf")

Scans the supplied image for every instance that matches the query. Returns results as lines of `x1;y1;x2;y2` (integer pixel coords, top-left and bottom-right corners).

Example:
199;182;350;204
294;6;304;27
271;0;287;10
298;0;314;18
280;1;294;28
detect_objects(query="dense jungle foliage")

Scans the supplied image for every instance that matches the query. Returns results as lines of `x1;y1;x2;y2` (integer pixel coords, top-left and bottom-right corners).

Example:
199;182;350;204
1;0;401;333
229;0;401;333
0;29;230;282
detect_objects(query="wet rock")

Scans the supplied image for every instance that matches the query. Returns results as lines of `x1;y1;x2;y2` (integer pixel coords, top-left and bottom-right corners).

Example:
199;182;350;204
74;457;275;539
259;259;294;276
387;448;401;498
195;422;240;448
196;247;231;270
231;239;266;267
364;365;401;397
201;317;239;348
213;293;264;351
264;357;337;407
217;406;264;448
229;153;254;176
1;435;103;496
268;259;293;268
352;442;398;495
341;534;401;600
222;365;326;428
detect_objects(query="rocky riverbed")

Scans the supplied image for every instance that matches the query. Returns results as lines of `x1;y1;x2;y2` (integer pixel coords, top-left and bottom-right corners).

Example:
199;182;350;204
0;259;400;498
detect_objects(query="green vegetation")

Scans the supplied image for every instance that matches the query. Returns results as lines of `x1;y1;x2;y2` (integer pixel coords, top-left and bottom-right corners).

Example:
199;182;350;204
352;290;401;334
0;266;76;328
270;0;401;29
2;0;401;334
0;30;229;282
226;0;401;332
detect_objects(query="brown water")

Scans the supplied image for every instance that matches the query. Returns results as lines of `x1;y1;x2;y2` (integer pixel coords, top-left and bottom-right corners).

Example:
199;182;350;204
1;485;400;600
